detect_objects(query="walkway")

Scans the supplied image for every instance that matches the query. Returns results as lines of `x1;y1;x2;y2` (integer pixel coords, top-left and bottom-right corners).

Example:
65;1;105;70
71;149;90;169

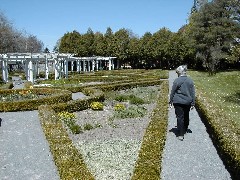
160;71;231;180
0;77;87;180
0;111;59;180
0;78;59;180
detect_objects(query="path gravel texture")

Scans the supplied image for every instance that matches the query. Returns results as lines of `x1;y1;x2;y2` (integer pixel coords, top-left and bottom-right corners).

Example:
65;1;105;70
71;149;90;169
160;71;231;180
0;111;59;180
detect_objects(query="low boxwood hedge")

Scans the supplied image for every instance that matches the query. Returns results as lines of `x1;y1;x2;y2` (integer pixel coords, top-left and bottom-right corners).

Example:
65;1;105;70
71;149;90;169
196;92;240;180
38;105;95;180
131;80;169;180
0;82;14;89
0;88;72;112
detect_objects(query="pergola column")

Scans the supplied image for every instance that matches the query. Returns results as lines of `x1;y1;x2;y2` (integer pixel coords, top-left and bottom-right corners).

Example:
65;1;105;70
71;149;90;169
1;59;8;82
33;61;38;80
54;59;60;80
45;56;49;79
96;60;99;71
92;60;95;71
112;59;114;70
28;59;34;83
71;61;74;72
83;60;86;72
77;60;80;73
64;59;68;78
108;59;112;70
87;60;91;72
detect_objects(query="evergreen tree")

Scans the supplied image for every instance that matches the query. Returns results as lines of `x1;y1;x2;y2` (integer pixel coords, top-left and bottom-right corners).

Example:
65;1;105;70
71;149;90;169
188;0;240;73
59;30;81;54
104;27;114;56
113;28;130;66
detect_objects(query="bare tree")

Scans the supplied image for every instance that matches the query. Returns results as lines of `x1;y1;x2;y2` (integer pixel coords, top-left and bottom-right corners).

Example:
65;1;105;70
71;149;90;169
0;11;44;53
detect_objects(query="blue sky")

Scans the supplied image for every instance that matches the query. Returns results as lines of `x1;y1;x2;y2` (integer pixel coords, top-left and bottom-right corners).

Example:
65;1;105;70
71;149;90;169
1;0;194;51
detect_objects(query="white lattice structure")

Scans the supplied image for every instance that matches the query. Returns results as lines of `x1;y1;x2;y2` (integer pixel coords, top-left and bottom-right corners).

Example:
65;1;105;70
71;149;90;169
0;53;117;83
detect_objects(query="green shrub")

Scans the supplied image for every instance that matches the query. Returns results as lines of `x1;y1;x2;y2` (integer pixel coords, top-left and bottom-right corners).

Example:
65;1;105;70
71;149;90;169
115;94;144;105
58;111;76;125
95;123;102;128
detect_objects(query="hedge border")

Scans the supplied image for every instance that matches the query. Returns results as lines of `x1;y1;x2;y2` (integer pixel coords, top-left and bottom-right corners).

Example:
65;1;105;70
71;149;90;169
195;90;240;180
131;80;169;180
38;105;95;180
0;88;72;112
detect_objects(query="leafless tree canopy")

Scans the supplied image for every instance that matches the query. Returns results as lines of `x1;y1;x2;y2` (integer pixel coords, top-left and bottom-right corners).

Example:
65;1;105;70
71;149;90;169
0;11;43;53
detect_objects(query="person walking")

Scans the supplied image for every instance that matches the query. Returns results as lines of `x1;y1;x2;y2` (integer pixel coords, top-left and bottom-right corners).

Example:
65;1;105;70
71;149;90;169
169;65;195;141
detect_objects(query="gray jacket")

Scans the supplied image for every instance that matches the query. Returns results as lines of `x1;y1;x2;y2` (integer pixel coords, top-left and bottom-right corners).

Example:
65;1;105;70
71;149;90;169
169;75;195;106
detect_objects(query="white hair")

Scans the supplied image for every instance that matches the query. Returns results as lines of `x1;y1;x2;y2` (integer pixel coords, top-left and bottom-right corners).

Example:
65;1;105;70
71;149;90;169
176;65;187;75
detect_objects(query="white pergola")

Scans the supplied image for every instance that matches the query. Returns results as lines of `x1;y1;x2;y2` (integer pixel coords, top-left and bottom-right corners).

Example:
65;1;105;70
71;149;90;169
0;53;117;83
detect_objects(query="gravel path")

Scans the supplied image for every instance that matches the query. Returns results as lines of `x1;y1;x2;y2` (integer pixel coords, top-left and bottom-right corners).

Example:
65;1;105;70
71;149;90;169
0;111;59;180
0;77;87;180
160;71;231;180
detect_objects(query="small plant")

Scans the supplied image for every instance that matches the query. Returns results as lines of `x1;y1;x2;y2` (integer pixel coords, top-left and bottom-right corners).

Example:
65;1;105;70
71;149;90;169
83;123;94;131
115;95;128;102
69;124;82;134
129;95;145;105
114;103;126;111
115;94;145;105
90;102;104;110
95;123;102;128
107;116;118;128
58;111;82;134
114;106;147;119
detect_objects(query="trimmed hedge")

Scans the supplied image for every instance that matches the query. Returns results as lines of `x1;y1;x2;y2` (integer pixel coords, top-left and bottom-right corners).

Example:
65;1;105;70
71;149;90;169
38;105;95;180
196;90;240;180
0;88;72;112
40;78;162;93
131;80;169;180
49;80;161;113
0;82;14;89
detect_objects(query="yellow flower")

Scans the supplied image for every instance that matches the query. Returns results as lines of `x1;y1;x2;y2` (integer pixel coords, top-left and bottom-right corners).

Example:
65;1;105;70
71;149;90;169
114;103;126;111
90;102;104;110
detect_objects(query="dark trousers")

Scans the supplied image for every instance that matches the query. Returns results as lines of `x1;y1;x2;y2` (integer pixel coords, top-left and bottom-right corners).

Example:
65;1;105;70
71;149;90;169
174;103;191;136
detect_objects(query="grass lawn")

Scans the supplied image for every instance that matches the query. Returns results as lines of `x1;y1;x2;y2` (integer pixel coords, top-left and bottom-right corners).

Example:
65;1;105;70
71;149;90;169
189;70;240;126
